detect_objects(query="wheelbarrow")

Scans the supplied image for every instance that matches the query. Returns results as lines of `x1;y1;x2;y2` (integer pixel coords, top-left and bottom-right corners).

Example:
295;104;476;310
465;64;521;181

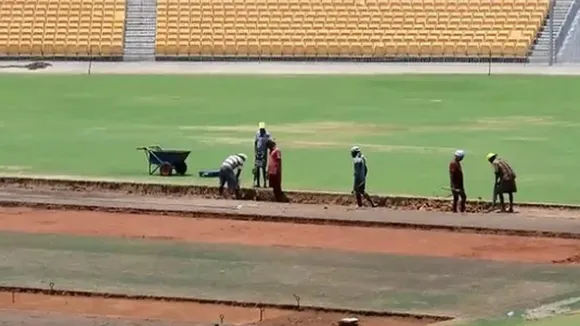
136;145;191;176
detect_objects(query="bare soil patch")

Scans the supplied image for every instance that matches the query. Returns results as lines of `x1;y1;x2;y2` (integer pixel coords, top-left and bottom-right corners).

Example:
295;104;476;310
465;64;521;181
0;291;429;326
1;208;579;264
2;176;579;216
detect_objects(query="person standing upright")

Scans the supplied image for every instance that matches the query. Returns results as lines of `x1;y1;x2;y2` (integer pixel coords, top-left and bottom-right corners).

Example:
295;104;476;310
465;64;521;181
351;146;376;208
253;122;271;188
267;139;286;202
449;150;466;213
486;153;517;213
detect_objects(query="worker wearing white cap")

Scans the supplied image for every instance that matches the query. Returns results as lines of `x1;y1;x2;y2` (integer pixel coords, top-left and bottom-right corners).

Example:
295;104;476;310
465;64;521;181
449;150;466;213
253;122;271;187
351;146;376;208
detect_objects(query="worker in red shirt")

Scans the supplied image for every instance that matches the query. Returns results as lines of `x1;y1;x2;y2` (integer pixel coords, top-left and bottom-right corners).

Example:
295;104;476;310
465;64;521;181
267;139;286;202
449;150;466;213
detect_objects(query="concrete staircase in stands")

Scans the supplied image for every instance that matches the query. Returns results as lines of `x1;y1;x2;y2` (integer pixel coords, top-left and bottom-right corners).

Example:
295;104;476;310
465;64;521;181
122;0;157;61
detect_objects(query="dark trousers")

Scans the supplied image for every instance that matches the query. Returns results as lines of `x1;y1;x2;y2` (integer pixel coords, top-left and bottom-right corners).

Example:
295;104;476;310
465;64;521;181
268;173;286;202
219;166;241;199
493;183;515;212
354;181;375;207
452;188;466;213
254;153;268;187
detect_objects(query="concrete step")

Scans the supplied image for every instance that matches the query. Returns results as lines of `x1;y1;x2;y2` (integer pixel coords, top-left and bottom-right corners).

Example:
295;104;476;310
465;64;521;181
125;49;155;55
125;13;156;16
124;34;156;40
125;16;156;20
125;31;155;35
125;44;156;50
125;23;157;27
125;25;156;29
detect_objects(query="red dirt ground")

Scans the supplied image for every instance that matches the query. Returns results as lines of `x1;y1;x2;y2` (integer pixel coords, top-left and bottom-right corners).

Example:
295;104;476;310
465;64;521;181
0;292;427;326
0;206;578;325
0;207;579;264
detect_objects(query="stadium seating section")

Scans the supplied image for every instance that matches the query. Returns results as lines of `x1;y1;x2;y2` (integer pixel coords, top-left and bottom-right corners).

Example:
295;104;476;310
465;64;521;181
156;0;549;59
0;0;125;57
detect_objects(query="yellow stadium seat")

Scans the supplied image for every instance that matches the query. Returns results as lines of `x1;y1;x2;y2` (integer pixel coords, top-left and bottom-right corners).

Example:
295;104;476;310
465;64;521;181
2;0;125;58
466;43;479;57
480;43;492;57
455;42;467;56
407;42;420;57
154;0;548;59
431;42;444;57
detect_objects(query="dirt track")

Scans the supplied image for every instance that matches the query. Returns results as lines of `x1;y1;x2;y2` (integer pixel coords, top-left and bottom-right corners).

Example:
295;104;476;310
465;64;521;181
2;176;580;214
1;186;580;239
1;207;579;264
0;291;431;326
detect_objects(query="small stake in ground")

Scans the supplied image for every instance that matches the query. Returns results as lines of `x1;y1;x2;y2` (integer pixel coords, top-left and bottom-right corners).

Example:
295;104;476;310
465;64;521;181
11;291;15;303
259;306;265;321
292;293;301;310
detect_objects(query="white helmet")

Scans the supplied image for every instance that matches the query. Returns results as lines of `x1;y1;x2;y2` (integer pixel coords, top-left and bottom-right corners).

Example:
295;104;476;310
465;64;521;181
454;150;465;158
237;153;247;161
350;146;361;154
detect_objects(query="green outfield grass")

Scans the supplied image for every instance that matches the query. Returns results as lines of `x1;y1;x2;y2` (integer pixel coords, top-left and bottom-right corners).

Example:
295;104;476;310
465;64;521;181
2;74;580;204
464;313;580;326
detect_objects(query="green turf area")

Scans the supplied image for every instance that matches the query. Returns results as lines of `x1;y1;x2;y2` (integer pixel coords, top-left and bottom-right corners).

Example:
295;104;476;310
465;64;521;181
462;313;580;326
1;231;580;318
2;75;580;204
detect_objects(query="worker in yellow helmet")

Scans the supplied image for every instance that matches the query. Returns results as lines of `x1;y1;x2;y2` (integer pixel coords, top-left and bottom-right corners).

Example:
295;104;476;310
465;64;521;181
486;153;517;213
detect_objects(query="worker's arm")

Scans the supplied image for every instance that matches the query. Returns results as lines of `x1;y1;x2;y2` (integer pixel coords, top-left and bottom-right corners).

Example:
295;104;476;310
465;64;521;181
494;164;502;184
449;163;456;190
492;164;501;205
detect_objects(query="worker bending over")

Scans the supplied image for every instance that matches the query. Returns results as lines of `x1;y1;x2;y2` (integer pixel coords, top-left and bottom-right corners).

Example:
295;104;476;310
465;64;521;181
487;152;517;213
449;150;466;213
351;146;376;208
219;153;247;199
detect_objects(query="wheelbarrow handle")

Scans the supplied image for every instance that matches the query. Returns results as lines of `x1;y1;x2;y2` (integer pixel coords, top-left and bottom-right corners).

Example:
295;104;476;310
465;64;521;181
136;146;147;150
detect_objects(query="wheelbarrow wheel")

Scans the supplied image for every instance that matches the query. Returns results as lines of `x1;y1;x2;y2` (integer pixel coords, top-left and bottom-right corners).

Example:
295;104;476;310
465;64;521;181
159;162;173;176
174;161;188;176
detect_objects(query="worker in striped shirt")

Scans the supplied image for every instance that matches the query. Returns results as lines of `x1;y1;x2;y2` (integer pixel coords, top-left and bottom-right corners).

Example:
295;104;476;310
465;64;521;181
219;153;247;199
487;153;517;213
351;146;376;208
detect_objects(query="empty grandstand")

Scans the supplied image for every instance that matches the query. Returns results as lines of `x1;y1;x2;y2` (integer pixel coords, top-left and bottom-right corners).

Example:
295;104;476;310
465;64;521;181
0;0;570;62
0;0;125;58
155;0;550;60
